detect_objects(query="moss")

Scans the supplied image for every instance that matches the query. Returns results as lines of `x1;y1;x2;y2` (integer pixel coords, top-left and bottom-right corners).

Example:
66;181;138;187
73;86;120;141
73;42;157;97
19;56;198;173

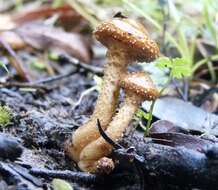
0;106;12;127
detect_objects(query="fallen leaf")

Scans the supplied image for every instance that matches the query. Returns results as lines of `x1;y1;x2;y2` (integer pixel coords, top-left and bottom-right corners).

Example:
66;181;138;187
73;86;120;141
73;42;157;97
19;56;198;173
0;31;25;49
150;120;187;134
150;132;215;152
14;22;91;63
13;4;82;28
0;36;31;81
143;97;218;136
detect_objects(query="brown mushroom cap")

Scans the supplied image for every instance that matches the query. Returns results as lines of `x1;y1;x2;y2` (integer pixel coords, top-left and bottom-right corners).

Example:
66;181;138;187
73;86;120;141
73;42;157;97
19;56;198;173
121;72;159;100
94;18;159;62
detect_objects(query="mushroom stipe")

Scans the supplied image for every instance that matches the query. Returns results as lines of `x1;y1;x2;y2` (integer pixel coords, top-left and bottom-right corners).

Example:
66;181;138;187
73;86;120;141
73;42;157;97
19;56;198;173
78;72;159;173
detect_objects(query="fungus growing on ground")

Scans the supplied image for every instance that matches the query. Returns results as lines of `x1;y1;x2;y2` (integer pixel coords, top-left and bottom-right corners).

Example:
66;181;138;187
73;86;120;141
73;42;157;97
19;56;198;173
78;72;159;173
65;17;159;162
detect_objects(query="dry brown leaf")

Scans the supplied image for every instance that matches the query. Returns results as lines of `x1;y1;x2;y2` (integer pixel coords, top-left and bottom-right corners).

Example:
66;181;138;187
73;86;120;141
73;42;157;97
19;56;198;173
0;31;25;49
13;4;82;28
0;36;31;81
14;23;91;63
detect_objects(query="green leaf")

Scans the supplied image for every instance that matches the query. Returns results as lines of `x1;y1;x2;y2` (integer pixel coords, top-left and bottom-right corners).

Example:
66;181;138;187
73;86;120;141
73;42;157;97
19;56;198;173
155;57;191;79
171;58;191;79
136;109;149;120
48;52;59;61
155;57;172;70
52;179;73;190
30;60;46;71
144;113;150;120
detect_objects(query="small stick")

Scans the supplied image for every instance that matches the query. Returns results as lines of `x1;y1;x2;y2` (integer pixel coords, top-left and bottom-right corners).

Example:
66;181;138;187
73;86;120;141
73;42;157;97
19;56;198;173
183;78;189;101
33;69;76;84
33;55;103;85
30;167;137;186
59;54;103;75
0;81;48;91
30;168;103;184
172;79;186;101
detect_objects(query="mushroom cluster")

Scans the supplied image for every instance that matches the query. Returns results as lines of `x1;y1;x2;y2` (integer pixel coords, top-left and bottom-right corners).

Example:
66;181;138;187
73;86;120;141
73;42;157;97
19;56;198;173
65;17;159;173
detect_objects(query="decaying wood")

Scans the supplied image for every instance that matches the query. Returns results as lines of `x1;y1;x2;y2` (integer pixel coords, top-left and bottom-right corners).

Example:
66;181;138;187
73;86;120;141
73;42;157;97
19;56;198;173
116;132;218;190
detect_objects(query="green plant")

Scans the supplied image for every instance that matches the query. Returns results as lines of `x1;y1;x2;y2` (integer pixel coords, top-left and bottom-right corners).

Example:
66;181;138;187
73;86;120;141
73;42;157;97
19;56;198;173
30;59;46;72
123;0;193;60
203;0;218;51
0;106;13;127
122;0;218;82
135;57;191;136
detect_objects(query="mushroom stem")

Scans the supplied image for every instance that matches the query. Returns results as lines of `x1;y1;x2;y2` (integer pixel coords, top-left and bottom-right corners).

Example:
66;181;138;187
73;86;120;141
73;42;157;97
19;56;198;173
78;91;143;173
66;48;129;162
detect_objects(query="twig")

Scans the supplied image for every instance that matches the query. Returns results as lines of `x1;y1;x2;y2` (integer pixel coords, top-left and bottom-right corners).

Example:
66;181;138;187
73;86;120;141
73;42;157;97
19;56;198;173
30;167;137;186
0;36;30;81
0;162;42;188
30;168;103;184
33;55;103;85
0;81;49;91
183;78;189;101
172;79;187;101
73;86;97;109
33;69;76;84
59;54;103;75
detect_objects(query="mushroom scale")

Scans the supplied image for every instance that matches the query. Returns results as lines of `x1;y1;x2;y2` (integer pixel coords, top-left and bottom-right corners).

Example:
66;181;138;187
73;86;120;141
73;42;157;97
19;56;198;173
94;18;159;62
78;72;159;173
121;72;159;100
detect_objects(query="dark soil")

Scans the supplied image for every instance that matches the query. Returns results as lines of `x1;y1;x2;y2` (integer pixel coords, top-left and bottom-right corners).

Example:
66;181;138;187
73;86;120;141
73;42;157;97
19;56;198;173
0;62;144;190
0;56;218;190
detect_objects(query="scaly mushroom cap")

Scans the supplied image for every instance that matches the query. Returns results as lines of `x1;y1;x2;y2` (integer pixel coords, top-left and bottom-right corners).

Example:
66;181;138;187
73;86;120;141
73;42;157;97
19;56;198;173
94;18;159;62
121;72;159;100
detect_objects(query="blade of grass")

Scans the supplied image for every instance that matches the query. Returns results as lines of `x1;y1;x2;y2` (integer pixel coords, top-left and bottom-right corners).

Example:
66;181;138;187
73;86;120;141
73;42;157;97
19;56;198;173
203;0;218;50
192;54;218;73
168;1;190;63
123;0;184;57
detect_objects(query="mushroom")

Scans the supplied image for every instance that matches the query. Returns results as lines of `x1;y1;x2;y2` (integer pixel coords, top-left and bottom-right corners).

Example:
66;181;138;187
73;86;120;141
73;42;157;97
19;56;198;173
78;72;159;173
65;17;159;162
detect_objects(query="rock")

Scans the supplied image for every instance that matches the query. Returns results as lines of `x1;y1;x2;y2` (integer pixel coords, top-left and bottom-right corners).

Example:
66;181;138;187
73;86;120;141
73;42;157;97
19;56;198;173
0;133;23;161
